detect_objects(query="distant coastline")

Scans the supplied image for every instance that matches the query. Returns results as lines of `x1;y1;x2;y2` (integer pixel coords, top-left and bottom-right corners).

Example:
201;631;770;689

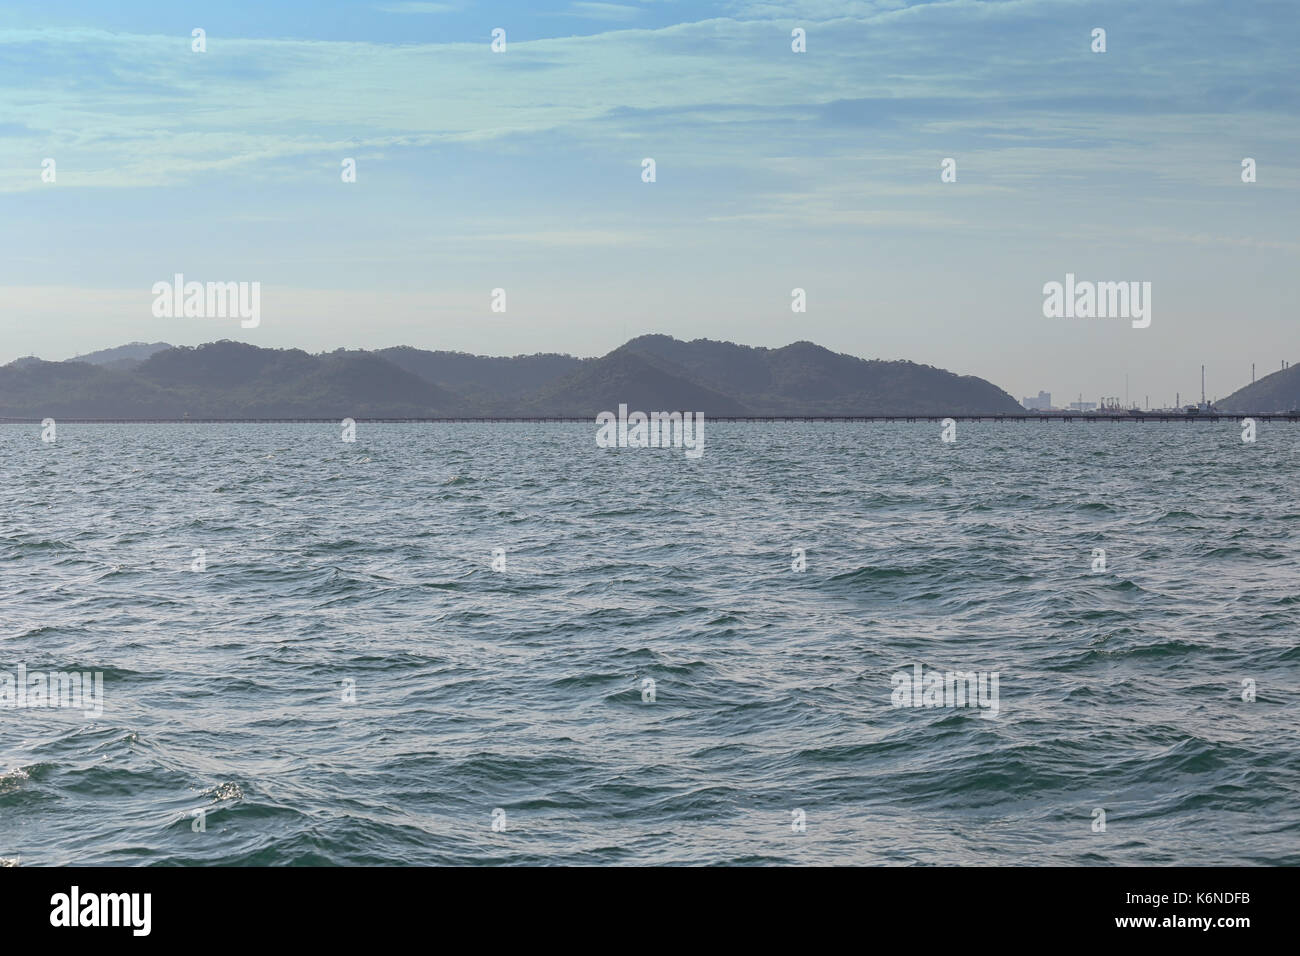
0;335;1023;420
4;335;1296;420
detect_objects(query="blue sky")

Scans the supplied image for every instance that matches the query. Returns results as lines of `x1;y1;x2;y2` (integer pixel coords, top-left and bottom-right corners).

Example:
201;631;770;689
1;0;1296;405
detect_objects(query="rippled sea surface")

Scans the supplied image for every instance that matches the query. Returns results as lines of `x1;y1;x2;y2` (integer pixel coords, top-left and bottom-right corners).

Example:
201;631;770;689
1;422;1297;865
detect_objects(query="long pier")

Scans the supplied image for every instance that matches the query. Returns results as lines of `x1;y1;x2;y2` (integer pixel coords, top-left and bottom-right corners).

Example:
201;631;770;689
1;414;1296;424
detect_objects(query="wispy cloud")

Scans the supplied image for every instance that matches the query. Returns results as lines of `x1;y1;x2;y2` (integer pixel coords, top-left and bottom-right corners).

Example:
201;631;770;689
2;3;1295;196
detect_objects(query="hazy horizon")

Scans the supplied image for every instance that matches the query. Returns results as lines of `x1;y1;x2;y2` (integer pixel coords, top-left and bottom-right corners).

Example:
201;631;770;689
6;332;1285;409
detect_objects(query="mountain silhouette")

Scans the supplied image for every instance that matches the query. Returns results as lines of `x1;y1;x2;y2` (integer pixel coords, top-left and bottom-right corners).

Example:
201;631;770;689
1217;365;1300;413
72;341;173;371
525;347;751;416
375;347;582;401
0;336;1024;419
620;334;1021;415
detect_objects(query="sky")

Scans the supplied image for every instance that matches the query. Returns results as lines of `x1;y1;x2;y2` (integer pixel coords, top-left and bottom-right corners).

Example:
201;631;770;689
1;0;1296;406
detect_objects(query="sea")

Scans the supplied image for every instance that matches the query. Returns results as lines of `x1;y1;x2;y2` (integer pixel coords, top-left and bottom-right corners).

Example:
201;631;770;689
1;421;1297;865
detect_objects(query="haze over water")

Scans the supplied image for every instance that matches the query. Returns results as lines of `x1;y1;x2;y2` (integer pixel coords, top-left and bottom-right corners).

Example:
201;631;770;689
2;422;1297;865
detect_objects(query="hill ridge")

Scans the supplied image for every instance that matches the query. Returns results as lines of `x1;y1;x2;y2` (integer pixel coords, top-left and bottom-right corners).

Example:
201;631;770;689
0;336;1023;418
